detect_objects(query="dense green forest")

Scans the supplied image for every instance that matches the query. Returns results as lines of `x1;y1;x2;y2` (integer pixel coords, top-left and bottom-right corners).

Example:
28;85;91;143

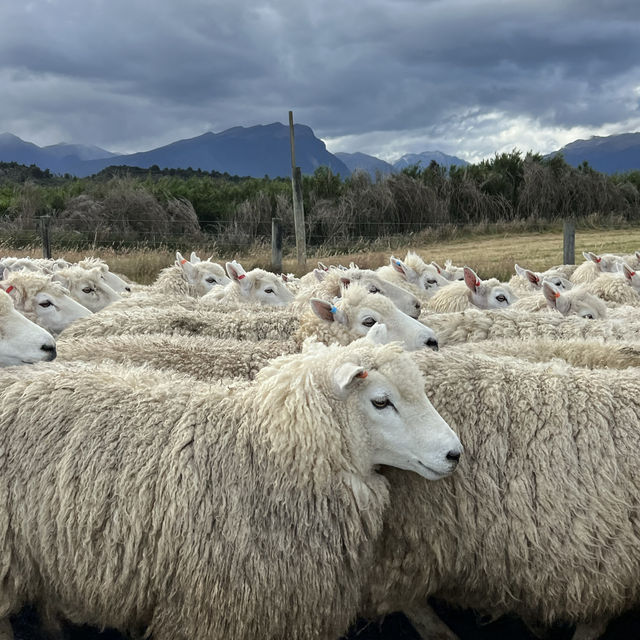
1;152;640;248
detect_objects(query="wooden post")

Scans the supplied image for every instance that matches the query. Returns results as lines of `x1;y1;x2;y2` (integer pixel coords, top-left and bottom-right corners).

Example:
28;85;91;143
289;111;306;269
39;215;51;259
271;218;283;273
563;219;575;265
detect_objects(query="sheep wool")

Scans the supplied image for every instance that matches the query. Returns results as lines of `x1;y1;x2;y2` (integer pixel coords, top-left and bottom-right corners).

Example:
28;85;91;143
0;338;420;640
585;272;640;307
366;349;640;630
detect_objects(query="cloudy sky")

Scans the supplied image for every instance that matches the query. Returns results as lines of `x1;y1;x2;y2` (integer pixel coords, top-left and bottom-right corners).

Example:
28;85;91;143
1;0;639;163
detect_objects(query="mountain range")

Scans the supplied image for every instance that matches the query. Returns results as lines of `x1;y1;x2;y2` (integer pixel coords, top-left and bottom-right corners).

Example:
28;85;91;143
1;126;639;179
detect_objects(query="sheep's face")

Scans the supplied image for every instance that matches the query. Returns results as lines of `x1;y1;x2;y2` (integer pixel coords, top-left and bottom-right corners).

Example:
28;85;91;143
342;270;422;318
252;276;295;306
621;263;640;294
180;261;230;296
335;350;462;480
101;269;131;294
543;274;573;291
416;269;450;298
30;289;92;334
543;282;606;320
310;291;439;351
385;258;448;299
53;268;121;313
0;290;57;366
584;251;621;273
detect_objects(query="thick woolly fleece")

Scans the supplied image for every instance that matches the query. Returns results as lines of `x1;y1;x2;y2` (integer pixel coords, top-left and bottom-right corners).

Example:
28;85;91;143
584;272;640;307
510;286;607;318
422;308;640;345
60;305;300;341
444;338;640;369
151;262;227;297
365;349;640;629
0;339;419;640
56;334;297;380
425;278;513;312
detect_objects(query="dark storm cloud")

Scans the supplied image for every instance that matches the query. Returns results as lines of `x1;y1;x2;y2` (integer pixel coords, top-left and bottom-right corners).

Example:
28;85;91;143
0;0;639;158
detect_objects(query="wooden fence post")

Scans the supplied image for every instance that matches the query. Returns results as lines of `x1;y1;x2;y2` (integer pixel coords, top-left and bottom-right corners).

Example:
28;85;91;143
563;220;575;265
289;111;306;269
39;216;51;260
271;218;283;273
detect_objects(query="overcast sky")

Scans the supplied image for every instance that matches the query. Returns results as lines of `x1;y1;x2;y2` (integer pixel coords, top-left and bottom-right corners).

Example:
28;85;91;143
1;0;639;163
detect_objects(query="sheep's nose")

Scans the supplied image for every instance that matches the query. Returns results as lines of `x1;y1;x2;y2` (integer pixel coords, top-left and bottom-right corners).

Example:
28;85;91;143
425;338;439;351
125;286;131;292
415;301;421;310
41;343;57;360
446;449;461;464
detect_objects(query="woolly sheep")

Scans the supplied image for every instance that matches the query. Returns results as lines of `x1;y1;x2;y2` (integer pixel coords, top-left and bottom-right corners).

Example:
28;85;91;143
377;252;450;300
426;267;516;312
296;283;438;351
582;265;640;307
0;289;57;366
77;257;132;293
51;266;121;312
511;281;607;319
444;338;640;370
0;270;92;336
151;252;230;297
431;259;465;282
421;307;640;346
570;251;623;285
0;337;462;640
293;267;422;319
201;261;294;307
364;348;640;638
508;264;572;297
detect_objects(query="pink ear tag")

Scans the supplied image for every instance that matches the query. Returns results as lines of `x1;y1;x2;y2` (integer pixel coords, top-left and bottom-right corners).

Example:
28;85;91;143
554;291;561;299
180;259;188;264
475;280;481;287
356;371;368;379
238;274;246;280
5;285;14;294
595;257;602;263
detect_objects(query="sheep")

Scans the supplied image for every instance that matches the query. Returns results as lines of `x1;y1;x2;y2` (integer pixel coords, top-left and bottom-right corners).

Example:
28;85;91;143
363;348;640;640
377;252;450;300
201;261;294;307
51;265;121;312
511;281;607;319
582;264;640;307
0;270;92;336
151;251;230;297
426;267;516;312
570;251;624;285
77;257;132;293
421;307;640;346
443;337;640;369
0;289;57;366
0;337;462;640
430;259;465;282
293;267;422;319
508;264;572;297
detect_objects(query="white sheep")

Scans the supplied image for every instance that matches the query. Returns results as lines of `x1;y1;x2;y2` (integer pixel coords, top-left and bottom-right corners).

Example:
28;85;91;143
201;260;294;307
508;264;572;297
582;264;640;307
430;259;465;282
511;281;607;319
293;267;422;318
0;288;57;366
570;251;624;285
0;270;92;336
151;251;230;297
365;348;640;639
77;257;132;293
377;252;450;300
0;337;462;640
426;267;516;312
51;266;121;312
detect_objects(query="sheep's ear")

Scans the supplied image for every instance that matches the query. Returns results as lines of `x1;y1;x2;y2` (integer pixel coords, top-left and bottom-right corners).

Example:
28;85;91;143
636;251;640;261
310;298;346;324
543;281;567;312
524;269;540;286
390;256;418;283
226;261;250;289
317;261;329;271
583;251;601;264
514;263;525;277
431;261;442;274
1;267;8;281
313;269;326;283
339;277;351;290
622;263;636;281
190;252;201;263
281;273;289;282
176;251;187;265
366;323;388;344
464;267;480;292
334;362;368;395
180;260;197;282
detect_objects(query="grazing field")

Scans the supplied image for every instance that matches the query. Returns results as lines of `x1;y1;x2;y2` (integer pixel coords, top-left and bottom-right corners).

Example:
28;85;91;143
3;225;640;283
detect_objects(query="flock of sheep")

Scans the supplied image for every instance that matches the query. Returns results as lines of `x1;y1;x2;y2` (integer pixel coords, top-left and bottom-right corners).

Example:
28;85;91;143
1;245;640;640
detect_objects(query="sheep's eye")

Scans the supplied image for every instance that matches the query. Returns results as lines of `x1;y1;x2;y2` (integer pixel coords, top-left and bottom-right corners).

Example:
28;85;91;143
264;288;275;294
362;317;377;327
368;285;380;294
584;313;594;319
371;398;391;410
206;277;216;284
426;279;437;285
496;295;507;302
39;300;53;308
82;287;94;294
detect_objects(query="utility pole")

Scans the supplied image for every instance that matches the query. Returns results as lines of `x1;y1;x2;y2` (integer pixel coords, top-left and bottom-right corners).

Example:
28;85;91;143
289;111;306;269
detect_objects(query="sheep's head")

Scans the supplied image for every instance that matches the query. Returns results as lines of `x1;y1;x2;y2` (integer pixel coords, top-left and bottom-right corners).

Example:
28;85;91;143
308;282;438;351
0;288;57;366
620;262;640;295
78;257;131;293
543;281;607;319
1;269;91;335
388;253;449;298
514;264;572;292
464;267;516;309
176;252;230;296
583;251;622;273
226;261;294;306
51;266;121;313
432;260;465;281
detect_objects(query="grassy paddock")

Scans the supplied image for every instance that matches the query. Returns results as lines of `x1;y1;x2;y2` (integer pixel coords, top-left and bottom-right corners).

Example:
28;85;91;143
2;225;640;285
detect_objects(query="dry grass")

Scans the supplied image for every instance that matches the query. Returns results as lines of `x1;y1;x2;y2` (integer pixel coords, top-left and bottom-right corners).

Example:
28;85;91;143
3;227;640;284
